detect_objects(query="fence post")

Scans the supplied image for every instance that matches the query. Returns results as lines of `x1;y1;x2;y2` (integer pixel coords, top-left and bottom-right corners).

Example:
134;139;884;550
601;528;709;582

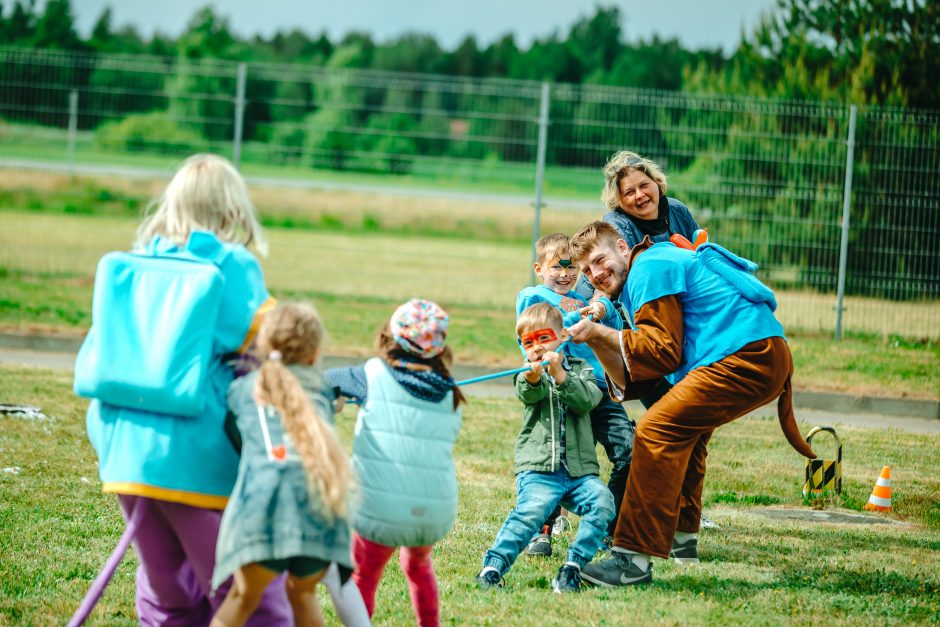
67;89;78;169
834;105;857;340
530;82;551;285
232;62;247;169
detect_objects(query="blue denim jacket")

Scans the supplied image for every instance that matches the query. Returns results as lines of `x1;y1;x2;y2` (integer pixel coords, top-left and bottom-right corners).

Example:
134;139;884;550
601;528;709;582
213;365;352;590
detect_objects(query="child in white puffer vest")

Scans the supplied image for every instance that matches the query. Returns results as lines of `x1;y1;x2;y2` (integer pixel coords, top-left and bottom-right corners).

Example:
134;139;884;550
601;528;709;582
326;299;465;627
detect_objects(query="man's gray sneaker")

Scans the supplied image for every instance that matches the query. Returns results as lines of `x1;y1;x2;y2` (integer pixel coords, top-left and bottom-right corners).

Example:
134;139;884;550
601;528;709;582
523;533;552;557
580;551;652;587
669;536;700;564
551;564;582;593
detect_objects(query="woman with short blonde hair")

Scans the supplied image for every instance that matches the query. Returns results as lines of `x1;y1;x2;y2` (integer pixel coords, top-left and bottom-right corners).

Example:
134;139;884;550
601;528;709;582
572;150;701;409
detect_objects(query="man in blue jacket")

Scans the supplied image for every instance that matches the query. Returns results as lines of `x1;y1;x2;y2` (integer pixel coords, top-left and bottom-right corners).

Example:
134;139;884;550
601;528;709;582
567;221;816;587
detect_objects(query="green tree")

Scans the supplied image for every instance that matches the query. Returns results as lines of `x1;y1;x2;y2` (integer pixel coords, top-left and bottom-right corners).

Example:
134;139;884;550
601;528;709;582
258;29;332;63
481;34;519;77
691;0;939;108
566;6;623;82
605;36;721;91
373;32;443;74
511;35;582;83
87;6;113;50
166;6;244;141
300;40;374;170
87;7;146;54
3;0;36;45
442;35;484;77
32;0;83;50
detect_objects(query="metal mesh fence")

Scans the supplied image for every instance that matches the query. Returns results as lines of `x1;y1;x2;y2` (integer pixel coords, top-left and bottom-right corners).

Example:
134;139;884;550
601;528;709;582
1;47;937;339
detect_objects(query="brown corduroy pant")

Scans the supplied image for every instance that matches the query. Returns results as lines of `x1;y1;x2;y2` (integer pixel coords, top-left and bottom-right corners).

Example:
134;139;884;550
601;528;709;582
613;336;793;558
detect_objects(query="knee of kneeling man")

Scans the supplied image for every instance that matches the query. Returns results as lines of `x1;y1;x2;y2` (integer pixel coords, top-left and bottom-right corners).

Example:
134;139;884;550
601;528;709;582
633;421;668;448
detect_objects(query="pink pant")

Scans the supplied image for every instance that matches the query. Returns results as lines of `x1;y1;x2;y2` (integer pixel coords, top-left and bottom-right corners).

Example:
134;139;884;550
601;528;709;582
351;533;439;627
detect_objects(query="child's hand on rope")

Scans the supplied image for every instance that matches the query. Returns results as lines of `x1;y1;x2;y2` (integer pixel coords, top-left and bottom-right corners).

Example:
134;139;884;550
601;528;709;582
579;301;607;322
542;351;567;384
524;359;544;384
332;396;347;413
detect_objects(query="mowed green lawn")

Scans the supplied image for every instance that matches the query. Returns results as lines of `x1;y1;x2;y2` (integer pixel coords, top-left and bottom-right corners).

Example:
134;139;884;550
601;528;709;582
1;365;938;624
1;209;937;398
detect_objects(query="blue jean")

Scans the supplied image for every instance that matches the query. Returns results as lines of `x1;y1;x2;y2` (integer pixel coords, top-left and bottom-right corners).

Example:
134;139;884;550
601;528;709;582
483;470;614;574
591;394;635;536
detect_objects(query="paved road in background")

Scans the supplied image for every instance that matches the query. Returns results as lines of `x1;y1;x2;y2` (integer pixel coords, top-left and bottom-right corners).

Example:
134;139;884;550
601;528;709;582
3;347;938;435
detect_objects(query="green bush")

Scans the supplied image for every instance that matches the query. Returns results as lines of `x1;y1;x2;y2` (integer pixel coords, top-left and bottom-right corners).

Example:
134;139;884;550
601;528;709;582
96;112;204;155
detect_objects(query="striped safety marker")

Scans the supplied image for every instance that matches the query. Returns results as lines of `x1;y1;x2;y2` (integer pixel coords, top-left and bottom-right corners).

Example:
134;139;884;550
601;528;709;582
803;458;842;497
863;465;892;512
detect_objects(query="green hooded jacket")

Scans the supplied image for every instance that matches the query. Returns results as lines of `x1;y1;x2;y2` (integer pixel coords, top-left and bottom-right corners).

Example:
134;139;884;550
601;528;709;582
512;356;603;477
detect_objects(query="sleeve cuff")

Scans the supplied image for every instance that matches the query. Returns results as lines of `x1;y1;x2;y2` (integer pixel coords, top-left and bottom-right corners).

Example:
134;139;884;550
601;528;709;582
605;374;627;402
618;329;632;376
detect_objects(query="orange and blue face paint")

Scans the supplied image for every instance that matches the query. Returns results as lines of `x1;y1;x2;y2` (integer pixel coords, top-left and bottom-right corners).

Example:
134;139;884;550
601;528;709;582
519;327;558;350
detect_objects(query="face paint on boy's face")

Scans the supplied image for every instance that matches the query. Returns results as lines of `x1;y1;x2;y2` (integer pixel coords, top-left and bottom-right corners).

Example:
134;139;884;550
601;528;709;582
520;327;558;348
537;257;578;295
519;326;565;362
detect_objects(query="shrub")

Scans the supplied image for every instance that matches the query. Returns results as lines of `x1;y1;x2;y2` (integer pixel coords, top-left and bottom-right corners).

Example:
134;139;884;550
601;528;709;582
96;112;203;155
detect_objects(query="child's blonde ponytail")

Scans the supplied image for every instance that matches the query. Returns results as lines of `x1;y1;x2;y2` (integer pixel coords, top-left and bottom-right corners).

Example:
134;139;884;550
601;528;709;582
254;303;353;520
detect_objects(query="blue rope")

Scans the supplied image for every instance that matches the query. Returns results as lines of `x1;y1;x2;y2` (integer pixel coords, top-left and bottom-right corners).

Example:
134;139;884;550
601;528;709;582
456;364;534;386
342;359;550;405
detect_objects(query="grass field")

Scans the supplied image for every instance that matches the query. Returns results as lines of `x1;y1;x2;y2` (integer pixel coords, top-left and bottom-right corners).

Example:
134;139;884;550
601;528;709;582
2;167;939;399
1;364;938;625
2;197;937;399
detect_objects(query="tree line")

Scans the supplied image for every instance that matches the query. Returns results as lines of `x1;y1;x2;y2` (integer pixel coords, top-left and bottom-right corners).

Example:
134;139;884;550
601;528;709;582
2;0;937;109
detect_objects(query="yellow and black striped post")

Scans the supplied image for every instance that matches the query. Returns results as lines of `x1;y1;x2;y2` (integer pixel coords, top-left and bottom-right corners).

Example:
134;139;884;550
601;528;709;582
802;426;842;498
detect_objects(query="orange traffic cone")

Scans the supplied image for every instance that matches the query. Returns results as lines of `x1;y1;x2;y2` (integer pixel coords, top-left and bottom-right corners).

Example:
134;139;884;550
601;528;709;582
863;465;892;512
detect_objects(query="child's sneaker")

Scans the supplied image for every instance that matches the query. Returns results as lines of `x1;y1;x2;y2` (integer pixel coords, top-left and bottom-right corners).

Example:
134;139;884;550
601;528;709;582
523;532;552;557
669;536;700;564
552;514;571;534
551;563;582;593
580;551;653;587
475;568;504;589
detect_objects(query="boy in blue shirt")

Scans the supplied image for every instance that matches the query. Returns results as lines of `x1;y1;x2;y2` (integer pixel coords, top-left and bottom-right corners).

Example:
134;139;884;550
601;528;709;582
514;233;633;556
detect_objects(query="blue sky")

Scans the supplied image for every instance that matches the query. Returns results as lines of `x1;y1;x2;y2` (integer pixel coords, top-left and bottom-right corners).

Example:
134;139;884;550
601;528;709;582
70;0;777;53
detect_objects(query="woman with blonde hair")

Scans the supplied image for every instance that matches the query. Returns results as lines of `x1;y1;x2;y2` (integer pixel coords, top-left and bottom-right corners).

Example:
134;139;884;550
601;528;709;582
574;150;701;410
79;153;288;623
597;150;699;249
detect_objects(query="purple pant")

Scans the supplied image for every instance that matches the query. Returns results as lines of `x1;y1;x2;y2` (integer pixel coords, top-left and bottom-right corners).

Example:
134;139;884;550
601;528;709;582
118;495;291;626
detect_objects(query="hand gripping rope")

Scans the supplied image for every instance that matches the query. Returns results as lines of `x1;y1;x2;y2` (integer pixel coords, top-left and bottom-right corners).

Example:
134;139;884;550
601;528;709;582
455;361;549;386
343;359;555;405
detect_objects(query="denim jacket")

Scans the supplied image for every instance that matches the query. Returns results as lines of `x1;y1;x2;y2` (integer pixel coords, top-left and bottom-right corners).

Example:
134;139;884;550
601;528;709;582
213;364;352;590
